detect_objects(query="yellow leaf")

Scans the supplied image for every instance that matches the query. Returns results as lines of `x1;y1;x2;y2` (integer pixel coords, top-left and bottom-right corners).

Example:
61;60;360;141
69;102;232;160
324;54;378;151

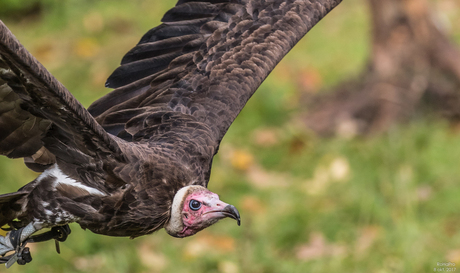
75;38;100;58
230;149;254;171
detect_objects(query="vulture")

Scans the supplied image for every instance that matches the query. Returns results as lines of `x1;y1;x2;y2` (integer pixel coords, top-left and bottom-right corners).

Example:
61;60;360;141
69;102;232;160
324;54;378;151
0;0;341;267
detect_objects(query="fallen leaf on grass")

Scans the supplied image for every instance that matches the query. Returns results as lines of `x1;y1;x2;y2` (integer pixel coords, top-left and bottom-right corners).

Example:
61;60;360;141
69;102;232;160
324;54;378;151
247;165;290;189
416;185;432;201
74;254;106;271
75;38;100;58
184;233;235;259
107;17;134;34
329;157;350;182
446;249;460;264
218;260;239;273
240;195;266;214
137;242;168;271
336;115;362;139
444;217;460;237
355;226;381;257
230;149;254;171
289;136;306;154
296;232;346;261
297;67;323;93
251;128;279;147
304;156;350;195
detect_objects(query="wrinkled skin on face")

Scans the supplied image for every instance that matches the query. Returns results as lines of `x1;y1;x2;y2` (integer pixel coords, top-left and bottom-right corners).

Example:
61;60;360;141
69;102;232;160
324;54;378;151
178;189;240;237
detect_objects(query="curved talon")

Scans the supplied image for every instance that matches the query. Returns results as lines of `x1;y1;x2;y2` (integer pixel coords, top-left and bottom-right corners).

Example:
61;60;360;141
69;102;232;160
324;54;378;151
27;225;71;244
2;246;32;268
0;224;71;267
16;247;32;265
0;226;30;268
54;225;71;242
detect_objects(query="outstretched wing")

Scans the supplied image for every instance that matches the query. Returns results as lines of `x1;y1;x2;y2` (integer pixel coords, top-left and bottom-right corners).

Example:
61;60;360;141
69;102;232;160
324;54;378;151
91;0;341;183
0;21;123;172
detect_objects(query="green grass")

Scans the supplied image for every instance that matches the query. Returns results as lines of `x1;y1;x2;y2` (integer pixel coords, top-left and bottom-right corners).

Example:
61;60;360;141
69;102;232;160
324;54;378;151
2;0;460;272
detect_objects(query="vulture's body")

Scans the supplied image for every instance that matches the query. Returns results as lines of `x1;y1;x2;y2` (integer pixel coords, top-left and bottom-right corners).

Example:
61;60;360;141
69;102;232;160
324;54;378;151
0;0;341;266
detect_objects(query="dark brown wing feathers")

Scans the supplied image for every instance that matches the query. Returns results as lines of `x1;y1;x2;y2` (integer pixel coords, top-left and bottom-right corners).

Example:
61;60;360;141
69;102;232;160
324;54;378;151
0;59;51;159
92;0;341;157
0;0;342;183
0;21;123;164
0;0;342;238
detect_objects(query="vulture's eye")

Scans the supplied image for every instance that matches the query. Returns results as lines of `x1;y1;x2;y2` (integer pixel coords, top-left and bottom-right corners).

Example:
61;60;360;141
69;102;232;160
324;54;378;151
189;200;201;211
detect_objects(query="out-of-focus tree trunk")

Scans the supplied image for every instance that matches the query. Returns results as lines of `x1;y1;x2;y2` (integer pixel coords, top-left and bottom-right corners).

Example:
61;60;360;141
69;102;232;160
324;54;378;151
304;0;460;136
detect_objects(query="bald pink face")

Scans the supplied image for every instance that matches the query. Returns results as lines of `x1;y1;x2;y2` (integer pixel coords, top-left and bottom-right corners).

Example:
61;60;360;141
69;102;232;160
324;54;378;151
177;189;240;237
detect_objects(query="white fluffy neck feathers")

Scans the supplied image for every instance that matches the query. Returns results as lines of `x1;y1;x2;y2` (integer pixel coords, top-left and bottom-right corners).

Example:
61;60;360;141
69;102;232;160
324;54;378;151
164;185;205;236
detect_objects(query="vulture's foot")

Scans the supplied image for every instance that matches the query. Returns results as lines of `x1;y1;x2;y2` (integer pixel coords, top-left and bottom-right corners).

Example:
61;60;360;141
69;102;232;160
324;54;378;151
0;223;37;267
0;223;71;268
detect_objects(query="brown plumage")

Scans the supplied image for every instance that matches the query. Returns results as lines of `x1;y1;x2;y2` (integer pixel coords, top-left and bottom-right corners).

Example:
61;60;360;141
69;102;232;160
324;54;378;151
0;0;342;265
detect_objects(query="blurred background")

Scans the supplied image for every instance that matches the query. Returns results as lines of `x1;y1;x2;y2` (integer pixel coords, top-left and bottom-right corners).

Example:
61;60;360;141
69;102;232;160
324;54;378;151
1;0;460;272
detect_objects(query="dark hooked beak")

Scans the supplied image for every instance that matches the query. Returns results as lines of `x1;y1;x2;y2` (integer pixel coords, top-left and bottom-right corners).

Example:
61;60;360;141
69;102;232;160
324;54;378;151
202;199;241;226
222;205;241;226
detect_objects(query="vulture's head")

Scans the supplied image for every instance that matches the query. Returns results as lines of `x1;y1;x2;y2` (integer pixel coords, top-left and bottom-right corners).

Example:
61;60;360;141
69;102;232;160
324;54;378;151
165;185;240;238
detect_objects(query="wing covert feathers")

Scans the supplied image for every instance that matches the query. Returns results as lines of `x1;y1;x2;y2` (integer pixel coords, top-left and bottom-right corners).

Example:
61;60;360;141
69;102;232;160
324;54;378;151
0;21;123;161
0;0;342;238
92;0;342;151
0;0;341;178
